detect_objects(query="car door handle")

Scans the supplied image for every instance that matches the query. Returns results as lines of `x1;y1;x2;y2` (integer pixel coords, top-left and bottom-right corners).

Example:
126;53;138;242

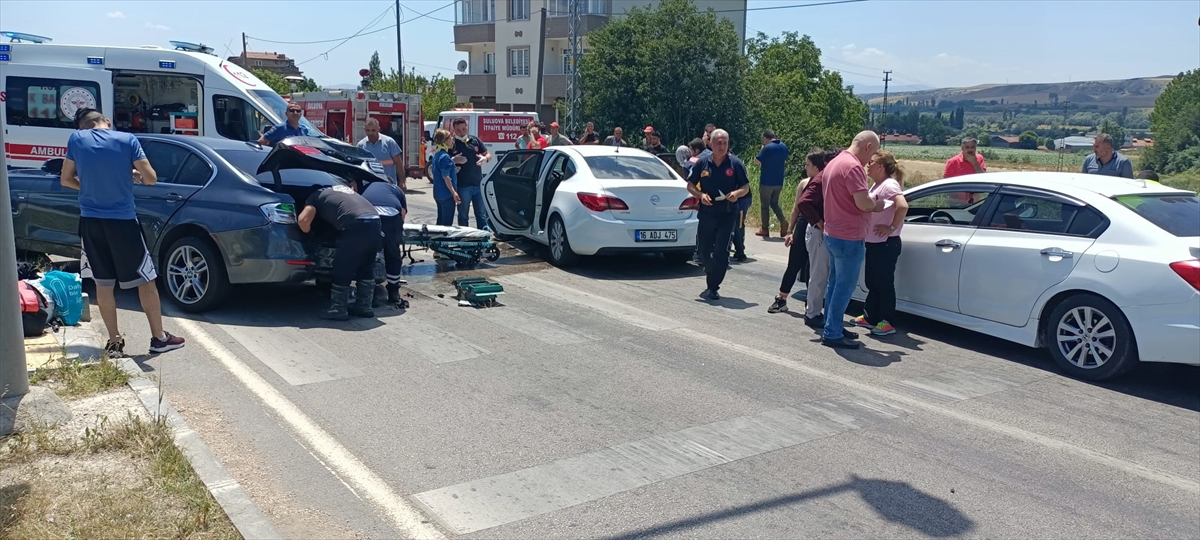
934;239;962;250
1040;247;1073;259
164;193;184;202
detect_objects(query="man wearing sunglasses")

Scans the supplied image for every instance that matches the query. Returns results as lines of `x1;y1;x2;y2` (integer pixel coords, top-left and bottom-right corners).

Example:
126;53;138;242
258;104;312;146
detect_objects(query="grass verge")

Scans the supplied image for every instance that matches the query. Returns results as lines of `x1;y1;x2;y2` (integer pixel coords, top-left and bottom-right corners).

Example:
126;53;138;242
28;357;131;400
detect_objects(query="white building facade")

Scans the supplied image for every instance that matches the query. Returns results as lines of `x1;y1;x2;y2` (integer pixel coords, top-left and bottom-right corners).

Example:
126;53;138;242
453;0;747;119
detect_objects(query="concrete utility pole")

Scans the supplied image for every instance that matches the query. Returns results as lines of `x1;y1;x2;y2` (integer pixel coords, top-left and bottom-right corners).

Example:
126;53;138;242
881;70;892;146
565;0;583;136
241;32;247;67
0;126;30;399
395;0;404;93
535;7;548;119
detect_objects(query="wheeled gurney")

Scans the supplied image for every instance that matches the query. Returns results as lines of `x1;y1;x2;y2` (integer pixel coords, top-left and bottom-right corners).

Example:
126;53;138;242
402;223;501;268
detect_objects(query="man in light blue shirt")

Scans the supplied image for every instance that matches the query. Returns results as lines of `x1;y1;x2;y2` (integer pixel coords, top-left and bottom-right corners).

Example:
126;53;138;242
258;103;311;146
357;118;406;189
1081;133;1133;179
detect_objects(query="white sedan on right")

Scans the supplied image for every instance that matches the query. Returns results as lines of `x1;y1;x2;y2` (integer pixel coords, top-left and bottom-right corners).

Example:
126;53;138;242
853;172;1199;381
482;145;698;266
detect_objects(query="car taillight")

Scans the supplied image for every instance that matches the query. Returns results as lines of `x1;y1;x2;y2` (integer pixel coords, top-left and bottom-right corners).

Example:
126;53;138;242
577;192;628;212
260;202;297;224
680;196;699;211
1170;260;1200;291
294;145;322;155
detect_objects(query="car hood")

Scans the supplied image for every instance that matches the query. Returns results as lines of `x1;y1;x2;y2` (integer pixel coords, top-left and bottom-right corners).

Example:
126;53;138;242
257;136;387;186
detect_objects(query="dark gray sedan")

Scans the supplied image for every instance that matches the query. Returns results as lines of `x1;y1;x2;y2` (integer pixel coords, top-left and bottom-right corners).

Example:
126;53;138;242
9;135;386;312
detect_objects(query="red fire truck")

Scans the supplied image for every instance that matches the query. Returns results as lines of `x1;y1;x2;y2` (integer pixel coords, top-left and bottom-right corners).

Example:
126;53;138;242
286;90;424;179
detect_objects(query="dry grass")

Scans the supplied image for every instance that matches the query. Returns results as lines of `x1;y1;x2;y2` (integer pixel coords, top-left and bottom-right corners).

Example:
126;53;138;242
28;357;131;400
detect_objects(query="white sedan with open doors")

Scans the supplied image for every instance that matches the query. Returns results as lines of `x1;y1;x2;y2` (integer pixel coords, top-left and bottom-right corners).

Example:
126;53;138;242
853;172;1199;381
483;145;699;266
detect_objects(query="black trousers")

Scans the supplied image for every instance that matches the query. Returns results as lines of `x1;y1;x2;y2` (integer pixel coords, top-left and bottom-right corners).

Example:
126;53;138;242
333;218;383;287
380;215;404;285
864;236;902;325
696;212;737;292
778;227;810;294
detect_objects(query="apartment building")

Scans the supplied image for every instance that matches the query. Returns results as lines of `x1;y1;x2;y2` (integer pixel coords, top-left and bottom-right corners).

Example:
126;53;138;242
453;0;747;120
228;51;303;78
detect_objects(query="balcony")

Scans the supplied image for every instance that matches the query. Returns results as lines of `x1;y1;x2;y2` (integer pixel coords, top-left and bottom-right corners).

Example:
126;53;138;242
455;74;496;98
546;14;609;39
454;22;495;45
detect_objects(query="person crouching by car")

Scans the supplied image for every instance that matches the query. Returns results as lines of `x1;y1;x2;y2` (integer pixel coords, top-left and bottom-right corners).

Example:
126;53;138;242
430;129;461;226
297;184;383;321
360;178;408;305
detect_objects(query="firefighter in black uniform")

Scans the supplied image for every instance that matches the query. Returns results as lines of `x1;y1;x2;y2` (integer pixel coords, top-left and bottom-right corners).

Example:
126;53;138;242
360;178;408;305
686;128;750;301
297;184;383;320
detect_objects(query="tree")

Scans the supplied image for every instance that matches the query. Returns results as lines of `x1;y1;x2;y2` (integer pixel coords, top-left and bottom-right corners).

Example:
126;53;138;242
1141;69;1200;174
1017;130;1039;150
580;0;747;149
365;64;463;118
251;68;320;95
741;32;867;168
1098;120;1126;151
917;114;952;145
365;51;385;90
1045;138;1056;151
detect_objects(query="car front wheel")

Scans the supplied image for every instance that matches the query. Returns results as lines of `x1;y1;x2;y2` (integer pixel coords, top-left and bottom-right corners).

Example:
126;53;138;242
1046;293;1137;381
547;216;579;267
162;237;230;313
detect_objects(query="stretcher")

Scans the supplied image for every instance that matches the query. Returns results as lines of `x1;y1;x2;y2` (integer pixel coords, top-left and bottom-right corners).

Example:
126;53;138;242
402;223;501;268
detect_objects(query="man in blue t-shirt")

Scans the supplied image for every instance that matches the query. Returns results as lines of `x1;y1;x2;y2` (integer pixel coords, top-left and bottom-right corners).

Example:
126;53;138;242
686;129;750;301
754;130;789;238
62;108;185;357
361;179;408;305
257;103;311;145
357;118;406;190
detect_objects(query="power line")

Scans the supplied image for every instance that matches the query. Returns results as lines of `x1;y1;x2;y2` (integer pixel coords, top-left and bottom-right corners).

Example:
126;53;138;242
246;1;454;46
295;4;395;65
720;0;867;14
250;3;393;46
398;1;457;24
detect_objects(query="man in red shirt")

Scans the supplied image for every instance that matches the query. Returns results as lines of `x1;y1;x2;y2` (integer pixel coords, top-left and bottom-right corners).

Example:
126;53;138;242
821;131;885;349
943;137;986;178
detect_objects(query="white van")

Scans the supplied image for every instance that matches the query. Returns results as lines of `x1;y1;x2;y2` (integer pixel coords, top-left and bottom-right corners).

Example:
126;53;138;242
1;36;320;168
436;108;539;176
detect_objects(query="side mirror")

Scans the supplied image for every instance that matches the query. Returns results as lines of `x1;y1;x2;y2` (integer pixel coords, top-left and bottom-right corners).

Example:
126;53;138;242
42;158;64;176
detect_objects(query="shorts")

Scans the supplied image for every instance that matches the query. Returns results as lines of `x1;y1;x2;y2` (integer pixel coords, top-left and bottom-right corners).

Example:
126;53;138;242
79;217;157;289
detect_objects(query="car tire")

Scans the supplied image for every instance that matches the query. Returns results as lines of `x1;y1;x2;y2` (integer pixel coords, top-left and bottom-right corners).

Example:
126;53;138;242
161;236;230;313
547;216;579;267
1045;293;1137;381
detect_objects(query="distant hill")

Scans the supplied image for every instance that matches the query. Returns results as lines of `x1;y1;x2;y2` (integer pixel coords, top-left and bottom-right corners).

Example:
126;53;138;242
858;77;1173;110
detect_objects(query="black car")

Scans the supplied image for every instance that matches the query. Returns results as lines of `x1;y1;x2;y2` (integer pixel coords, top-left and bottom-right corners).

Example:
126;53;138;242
9;135;388;312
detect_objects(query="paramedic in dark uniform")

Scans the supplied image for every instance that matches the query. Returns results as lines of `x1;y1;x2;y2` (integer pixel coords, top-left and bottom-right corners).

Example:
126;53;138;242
686;129;749;301
297;184;382;320
360;178;408;305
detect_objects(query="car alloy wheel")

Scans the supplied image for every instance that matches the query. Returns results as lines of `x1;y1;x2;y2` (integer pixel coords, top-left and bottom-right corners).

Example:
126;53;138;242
166;244;210;305
550;220;566;262
1055;305;1117;370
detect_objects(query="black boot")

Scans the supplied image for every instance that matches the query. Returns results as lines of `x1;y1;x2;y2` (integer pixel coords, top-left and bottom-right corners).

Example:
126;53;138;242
373;283;389;308
319;284;350;321
386;283;401;304
348;280;375;318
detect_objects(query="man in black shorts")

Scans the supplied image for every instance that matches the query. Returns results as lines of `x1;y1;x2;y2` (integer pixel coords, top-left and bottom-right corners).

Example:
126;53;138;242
297;183;383;320
62;108;185;356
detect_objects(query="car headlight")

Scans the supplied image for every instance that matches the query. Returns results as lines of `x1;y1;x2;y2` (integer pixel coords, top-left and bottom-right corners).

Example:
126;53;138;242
260;202;297;224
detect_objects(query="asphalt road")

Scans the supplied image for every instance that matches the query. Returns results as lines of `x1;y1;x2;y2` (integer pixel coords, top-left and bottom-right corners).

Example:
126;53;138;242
97;179;1200;539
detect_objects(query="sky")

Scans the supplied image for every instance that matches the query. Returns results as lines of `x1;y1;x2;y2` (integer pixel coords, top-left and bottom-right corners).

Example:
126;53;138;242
2;0;1197;92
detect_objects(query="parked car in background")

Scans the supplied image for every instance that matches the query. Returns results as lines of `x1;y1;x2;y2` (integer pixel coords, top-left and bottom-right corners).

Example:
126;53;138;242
483;145;698;266
9;135;388;312
853;172;1200;380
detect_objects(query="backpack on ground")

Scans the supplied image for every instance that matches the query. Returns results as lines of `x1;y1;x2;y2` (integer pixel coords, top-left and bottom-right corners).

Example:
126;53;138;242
18;281;51;337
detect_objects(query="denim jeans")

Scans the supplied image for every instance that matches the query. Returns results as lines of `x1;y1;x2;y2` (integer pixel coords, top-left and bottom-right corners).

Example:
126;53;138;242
822;234;866;340
457;185;488;229
435;198;457;226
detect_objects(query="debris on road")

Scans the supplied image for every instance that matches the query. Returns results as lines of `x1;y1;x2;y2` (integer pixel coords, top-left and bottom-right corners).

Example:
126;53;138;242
453;277;505;307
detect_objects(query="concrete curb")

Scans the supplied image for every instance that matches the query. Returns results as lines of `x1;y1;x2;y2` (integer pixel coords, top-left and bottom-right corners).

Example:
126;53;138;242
55;321;283;540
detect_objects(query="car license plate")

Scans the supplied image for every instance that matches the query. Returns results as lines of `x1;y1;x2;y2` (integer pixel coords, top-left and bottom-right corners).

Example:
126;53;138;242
636;229;677;242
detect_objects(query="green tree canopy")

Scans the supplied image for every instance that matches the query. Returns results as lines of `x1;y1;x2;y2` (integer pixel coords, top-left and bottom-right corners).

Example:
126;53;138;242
743;32;868;163
363;61;463;119
1142;70;1200;174
251;68;320;95
1017;130;1039;150
579;0;747;149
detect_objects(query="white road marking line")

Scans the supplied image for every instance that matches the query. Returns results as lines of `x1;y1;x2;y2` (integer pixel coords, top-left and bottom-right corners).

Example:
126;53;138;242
205;319;364;385
512;273;1200;495
173;317;446;540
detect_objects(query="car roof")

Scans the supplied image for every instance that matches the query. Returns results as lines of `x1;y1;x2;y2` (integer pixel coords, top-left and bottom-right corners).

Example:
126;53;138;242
919;171;1189;199
137;134;264;151
550;145;658;158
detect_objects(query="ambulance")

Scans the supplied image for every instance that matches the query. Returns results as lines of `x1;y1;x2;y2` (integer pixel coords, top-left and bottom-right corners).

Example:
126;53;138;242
435;108;539;176
285;90;424;179
0;33;323;168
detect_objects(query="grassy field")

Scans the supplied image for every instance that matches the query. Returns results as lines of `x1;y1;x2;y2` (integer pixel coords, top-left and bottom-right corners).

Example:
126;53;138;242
881;145;1089;171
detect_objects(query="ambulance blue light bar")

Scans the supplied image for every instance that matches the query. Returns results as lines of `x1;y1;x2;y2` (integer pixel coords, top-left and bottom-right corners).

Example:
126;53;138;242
0;54;9;62
0;45;10;52
159;60;176;69
87;56;103;65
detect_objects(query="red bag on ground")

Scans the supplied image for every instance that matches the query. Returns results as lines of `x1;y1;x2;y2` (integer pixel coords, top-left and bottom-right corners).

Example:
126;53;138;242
18;281;50;336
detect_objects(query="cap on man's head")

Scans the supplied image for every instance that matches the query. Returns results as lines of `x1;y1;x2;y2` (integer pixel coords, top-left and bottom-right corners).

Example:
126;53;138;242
644;126;654;133
550;121;560;128
74;107;104;129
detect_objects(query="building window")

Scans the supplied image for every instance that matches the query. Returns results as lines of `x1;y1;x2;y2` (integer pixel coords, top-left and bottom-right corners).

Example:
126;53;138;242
547;0;568;16
509;0;530;21
585;0;607;15
484;52;495;74
459;0;496;24
509;47;530;77
547;0;607;17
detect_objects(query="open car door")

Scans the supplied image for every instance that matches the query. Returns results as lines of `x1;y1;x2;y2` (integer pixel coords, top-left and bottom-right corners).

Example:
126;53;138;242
256;136;388;190
483;151;542;236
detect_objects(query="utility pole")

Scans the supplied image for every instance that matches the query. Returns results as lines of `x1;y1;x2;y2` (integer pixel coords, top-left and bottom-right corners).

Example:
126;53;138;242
395;0;404;93
881;70;892;145
565;0;582;137
0;124;30;399
241;32;247;67
1058;100;1071;172
535;7;548;119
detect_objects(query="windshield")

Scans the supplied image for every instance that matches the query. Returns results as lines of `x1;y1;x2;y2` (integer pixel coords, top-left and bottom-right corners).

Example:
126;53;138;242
1114;193;1200;238
250;89;324;135
583;155;677;180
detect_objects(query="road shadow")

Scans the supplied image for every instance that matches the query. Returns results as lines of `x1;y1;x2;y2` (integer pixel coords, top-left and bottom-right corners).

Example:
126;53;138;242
601;474;973;539
693;295;759;311
563;254;706;282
